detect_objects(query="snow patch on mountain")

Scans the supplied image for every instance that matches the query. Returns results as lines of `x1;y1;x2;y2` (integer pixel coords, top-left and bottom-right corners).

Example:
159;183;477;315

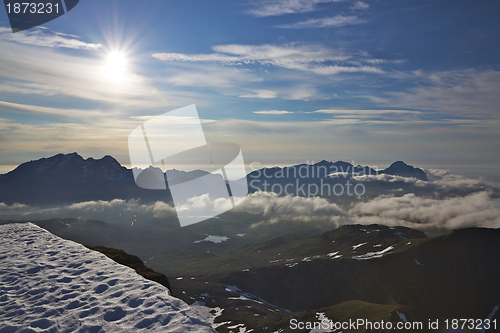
0;223;215;333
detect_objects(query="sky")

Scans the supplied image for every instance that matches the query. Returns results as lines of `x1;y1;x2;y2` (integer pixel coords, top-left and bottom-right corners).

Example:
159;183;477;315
0;0;499;180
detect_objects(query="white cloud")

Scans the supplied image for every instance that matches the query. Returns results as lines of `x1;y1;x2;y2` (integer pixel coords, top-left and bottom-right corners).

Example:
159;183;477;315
152;52;240;65
425;169;500;192
249;0;341;17
310;65;383;75
240;89;277;99
0;27;101;50
235;191;346;228
253;110;294;114
212;43;349;67
353;173;423;184
0;202;30;211
278;15;363;29
174;194;236;215
366;59;406;64
350;192;500;231
353;168;500;193
351;1;369;10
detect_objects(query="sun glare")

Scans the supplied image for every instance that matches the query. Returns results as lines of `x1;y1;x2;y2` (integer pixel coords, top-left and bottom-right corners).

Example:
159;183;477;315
104;52;127;80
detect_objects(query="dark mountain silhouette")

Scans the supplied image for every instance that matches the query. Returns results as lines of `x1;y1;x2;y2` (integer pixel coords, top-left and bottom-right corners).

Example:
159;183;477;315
247;160;378;180
381;160;428;181
247;159;427;181
0;153;172;205
0;153;428;205
246;159;428;195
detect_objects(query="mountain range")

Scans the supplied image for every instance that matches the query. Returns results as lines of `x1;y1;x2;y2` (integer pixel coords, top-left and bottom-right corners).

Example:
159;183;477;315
0;152;428;206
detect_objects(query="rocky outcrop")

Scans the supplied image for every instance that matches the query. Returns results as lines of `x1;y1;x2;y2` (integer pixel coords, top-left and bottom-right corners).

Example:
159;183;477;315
87;246;171;291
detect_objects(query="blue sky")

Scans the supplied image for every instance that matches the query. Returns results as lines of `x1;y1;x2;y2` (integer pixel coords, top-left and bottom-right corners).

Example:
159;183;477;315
0;0;499;179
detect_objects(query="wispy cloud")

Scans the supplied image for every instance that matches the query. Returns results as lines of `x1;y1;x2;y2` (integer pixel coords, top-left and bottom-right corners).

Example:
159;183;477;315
365;59;407;64
371;69;500;119
310;65;383;75
153;43;383;76
152;52;241;65
0;82;60;96
249;0;341;17
278;15;364;29
0;27;101;50
253;110;294;114
313;109;422;115
0;39;173;108
0;100;108;118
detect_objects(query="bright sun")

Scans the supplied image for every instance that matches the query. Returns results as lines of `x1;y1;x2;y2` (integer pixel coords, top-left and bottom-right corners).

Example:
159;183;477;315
105;52;127;80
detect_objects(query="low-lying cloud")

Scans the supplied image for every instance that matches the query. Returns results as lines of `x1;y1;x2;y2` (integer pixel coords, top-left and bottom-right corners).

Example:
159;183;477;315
236;191;345;227
0;199;177;226
350;191;500;232
1;170;499;234
353;168;500;193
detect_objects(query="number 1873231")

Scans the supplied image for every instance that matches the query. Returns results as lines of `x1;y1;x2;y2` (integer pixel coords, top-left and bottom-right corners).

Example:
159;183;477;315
6;3;59;14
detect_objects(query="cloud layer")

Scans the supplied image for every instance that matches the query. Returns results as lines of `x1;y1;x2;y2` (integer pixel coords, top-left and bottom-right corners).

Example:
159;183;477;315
350;191;500;232
1;170;499;234
236;191;345;228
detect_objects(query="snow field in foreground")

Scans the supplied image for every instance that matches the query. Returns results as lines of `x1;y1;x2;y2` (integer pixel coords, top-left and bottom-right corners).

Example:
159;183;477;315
0;223;216;333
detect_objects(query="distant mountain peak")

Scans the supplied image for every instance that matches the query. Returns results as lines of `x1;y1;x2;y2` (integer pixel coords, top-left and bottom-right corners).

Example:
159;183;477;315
99;155;122;167
382;161;428;181
389;161;408;167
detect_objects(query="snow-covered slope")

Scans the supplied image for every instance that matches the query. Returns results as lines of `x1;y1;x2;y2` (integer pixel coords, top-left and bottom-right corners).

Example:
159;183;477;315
0;223;216;333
